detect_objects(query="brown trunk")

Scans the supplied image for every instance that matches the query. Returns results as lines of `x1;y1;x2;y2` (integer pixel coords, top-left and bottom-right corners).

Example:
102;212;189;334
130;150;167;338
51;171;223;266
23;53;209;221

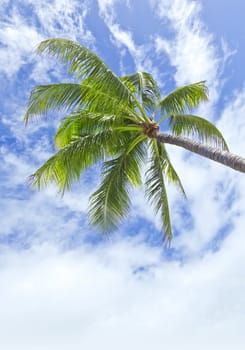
156;133;245;173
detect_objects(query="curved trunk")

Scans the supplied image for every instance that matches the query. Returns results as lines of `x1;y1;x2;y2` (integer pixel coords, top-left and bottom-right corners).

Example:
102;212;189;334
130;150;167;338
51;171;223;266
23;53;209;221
156;133;245;173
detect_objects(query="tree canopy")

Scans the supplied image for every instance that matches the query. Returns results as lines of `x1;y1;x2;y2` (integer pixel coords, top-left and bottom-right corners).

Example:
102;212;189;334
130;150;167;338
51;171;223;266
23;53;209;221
25;38;242;243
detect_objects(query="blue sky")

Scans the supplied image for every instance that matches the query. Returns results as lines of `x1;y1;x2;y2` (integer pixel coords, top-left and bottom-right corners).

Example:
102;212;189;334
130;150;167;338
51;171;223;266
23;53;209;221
0;0;245;349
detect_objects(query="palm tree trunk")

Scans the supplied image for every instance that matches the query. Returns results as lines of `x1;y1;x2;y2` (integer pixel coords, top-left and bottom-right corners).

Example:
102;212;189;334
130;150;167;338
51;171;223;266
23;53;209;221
156;133;245;173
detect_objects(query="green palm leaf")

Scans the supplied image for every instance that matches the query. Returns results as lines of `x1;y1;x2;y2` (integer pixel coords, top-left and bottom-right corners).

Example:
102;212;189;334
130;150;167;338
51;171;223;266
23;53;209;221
54;111;125;149
145;139;177;243
37;38;134;106
24;38;235;243
24;82;135;123
159;81;208;116
24;83;83;123
168;114;229;150
121;72;161;113
89;136;146;233
30;130;115;192
156;141;186;196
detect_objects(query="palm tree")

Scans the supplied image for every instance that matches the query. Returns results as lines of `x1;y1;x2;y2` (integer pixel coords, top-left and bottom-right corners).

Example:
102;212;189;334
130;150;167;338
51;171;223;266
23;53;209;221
24;38;245;243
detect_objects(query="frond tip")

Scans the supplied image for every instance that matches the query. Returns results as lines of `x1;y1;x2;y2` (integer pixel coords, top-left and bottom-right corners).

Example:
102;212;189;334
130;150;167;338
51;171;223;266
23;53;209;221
24;83;83;124
168;114;229;151
145;139;174;243
160;81;208;116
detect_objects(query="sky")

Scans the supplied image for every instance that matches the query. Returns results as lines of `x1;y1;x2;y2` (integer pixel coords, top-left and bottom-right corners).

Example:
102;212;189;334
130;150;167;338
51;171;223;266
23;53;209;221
0;0;245;349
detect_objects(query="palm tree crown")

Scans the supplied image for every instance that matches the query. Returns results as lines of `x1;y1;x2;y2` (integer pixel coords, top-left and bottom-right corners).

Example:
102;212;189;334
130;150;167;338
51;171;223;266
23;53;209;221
25;38;231;243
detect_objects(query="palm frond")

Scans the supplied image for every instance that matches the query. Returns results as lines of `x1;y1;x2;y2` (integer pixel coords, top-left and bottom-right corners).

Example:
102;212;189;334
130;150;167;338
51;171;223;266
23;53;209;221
126;134;148;155
89;136;147;233
54;111;125;149
145;139;175;243
78;79;135;115
24;83;83;123
37;38;134;107
156;140;186;196
159;81;208;116
30;130;115;192
24;81;136;123
168;114;229;150
121;72;161;113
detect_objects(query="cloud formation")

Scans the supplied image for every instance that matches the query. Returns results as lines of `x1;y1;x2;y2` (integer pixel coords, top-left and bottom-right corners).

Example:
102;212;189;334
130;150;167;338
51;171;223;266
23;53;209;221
0;237;245;350
0;0;94;78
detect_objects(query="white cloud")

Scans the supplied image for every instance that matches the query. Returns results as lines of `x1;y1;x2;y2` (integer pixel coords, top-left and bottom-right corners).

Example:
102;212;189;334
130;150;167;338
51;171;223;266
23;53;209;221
152;0;236;120
97;0;161;78
0;236;244;350
154;0;218;85
0;143;92;243
0;0;94;78
0;14;43;77
218;86;245;154
97;0;142;64
26;0;93;41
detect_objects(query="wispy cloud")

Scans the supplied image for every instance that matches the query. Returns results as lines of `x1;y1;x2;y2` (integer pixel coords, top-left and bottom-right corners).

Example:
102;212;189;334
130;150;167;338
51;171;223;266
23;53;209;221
0;14;42;77
97;0;161;78
152;0;235;117
0;0;94;78
154;0;219;85
218;85;245;153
